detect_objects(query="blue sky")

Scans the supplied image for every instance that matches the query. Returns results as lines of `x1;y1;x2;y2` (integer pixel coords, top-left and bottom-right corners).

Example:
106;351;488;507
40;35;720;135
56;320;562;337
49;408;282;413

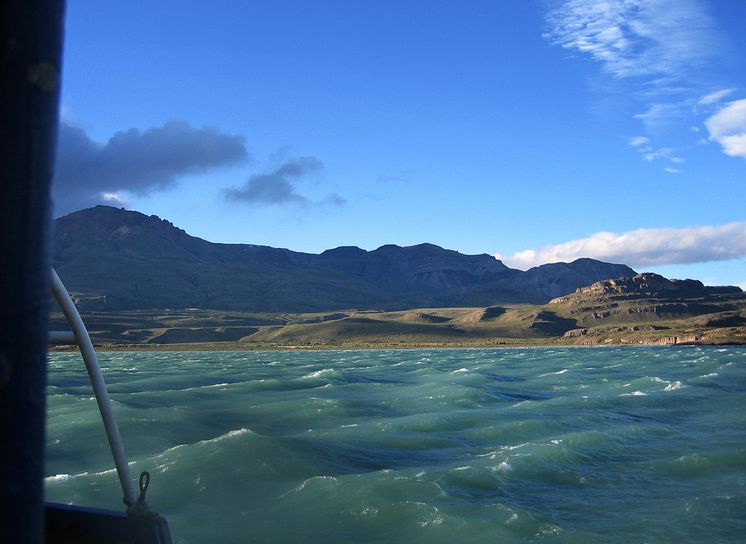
56;0;746;287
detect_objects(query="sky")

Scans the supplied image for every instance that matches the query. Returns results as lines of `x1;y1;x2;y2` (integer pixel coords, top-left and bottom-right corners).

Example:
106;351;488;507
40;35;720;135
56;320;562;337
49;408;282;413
56;0;746;287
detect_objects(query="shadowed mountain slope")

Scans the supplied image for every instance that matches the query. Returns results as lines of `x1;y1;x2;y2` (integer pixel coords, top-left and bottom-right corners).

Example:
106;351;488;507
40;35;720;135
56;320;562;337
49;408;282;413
53;206;636;311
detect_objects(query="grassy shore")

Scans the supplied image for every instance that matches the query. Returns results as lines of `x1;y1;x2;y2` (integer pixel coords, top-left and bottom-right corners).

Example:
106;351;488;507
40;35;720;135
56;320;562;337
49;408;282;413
52;338;570;352
49;296;746;351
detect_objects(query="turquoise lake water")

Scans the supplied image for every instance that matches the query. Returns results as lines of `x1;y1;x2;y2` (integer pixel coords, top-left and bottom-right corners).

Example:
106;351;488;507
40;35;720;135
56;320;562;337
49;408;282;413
46;347;746;543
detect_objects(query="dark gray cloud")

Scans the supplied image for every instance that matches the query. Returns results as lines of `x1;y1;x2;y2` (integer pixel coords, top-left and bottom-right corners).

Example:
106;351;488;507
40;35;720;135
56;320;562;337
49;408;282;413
225;156;326;205
54;120;248;215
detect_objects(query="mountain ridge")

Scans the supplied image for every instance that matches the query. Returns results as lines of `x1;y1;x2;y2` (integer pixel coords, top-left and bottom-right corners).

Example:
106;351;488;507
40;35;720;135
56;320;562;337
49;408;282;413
53;206;637;312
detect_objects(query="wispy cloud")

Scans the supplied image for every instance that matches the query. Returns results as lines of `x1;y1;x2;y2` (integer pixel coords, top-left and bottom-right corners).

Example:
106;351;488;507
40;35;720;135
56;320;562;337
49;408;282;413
628;143;686;170
54;120;248;215
642;147;674;162
697;88;736;106
544;0;715;79
498;223;746;269
633;102;688;132
705;98;746;158
321;193;347;206
225;156;343;207
544;0;745;164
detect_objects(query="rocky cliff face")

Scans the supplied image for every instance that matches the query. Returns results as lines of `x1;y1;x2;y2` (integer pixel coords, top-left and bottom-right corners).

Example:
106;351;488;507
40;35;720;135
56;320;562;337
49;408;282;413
505;259;636;301
319;242;516;292
53;206;638;312
548;272;745;345
552;273;743;304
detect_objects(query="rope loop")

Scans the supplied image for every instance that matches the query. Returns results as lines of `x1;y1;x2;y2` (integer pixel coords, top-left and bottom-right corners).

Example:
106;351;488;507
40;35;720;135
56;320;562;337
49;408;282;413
127;471;156;518
139;471;150;500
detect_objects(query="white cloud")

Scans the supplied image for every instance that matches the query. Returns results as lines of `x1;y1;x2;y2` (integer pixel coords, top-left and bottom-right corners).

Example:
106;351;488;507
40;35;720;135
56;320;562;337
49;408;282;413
633;102;687;131
545;0;726;165
642;147;673;161
101;192;128;207
629;139;686;167
697;88;736;106
705;98;746;158
628;136;650;147
545;0;715;79
499;223;746;269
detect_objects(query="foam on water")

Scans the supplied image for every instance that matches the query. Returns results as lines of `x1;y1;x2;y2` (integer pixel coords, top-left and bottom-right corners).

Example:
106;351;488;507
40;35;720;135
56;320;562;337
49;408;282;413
45;473;77;482
45;347;746;543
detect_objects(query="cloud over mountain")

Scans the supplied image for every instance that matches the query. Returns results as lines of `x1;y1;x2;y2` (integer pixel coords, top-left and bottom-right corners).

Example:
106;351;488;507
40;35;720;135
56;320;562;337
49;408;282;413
499;223;746;269
54;120;248;215
225;156;342;207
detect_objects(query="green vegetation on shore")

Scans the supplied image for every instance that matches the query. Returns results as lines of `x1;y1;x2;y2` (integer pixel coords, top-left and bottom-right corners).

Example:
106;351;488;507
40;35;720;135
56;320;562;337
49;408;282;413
50;273;746;350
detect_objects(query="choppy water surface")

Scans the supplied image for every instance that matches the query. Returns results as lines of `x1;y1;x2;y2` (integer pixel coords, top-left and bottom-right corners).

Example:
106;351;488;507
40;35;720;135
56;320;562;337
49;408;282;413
46;347;746;543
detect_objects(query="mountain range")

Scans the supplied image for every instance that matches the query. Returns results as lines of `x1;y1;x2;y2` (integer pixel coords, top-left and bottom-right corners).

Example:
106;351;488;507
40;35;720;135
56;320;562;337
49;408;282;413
53;206;637;312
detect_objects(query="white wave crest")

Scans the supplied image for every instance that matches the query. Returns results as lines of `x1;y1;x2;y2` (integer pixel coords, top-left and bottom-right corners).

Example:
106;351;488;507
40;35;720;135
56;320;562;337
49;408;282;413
302;369;335;379
159;427;253;456
539;368;569;377
182;381;233;392
286;475;338;496
204;428;252;444
45;467;115;483
45;473;76;482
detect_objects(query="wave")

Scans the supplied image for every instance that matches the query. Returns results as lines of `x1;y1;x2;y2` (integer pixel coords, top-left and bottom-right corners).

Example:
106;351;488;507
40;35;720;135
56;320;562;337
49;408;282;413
181;381;232;392
302;368;336;380
538;368;569;377
45;467;116;483
156;427;254;457
45;473;77;482
663;381;684;391
45;347;746;544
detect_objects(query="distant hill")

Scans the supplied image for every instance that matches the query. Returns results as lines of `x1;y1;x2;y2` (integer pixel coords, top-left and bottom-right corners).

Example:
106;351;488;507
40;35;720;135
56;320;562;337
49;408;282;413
551;273;743;304
52;206;637;312
539;273;744;344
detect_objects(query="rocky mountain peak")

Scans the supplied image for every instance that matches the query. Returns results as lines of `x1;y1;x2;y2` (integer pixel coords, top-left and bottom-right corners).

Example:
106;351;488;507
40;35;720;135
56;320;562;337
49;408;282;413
53;206;646;312
551;273;743;305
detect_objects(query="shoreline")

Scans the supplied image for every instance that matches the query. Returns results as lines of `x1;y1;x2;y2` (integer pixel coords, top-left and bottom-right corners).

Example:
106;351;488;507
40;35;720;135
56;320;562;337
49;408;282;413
50;339;745;353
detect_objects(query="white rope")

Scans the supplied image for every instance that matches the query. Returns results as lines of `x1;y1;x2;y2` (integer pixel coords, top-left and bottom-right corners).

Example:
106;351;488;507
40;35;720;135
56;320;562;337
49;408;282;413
50;268;138;508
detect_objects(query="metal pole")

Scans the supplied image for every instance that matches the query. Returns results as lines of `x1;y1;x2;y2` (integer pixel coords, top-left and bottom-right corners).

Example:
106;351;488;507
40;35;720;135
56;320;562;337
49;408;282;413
50;269;139;507
49;330;77;345
0;1;65;542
